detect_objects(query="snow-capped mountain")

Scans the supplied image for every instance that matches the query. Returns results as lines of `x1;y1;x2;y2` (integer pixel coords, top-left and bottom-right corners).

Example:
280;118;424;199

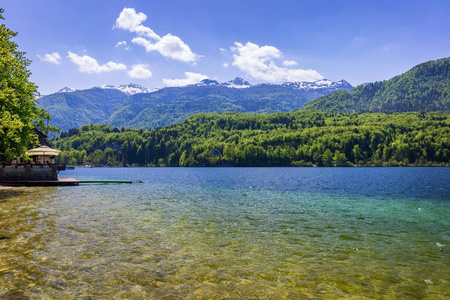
281;79;353;91
191;79;222;87
55;84;158;96
189;77;252;89
189;77;351;92
44;77;353;132
95;83;159;95
55;78;351;96
222;77;252;88
57;87;77;93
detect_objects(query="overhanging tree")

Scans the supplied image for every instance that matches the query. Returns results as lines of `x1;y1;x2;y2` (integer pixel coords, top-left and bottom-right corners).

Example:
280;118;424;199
0;8;55;162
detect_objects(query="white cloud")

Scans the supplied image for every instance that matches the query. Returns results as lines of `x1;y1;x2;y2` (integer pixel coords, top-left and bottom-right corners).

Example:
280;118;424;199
127;64;152;79
116;41;131;50
163;72;208;87
132;34;198;63
282;60;298;66
116;41;127;47
114;7;160;40
285;69;322;82
114;8;199;63
67;52;127;73
230;42;323;82
38;52;61;64
223;63;229;68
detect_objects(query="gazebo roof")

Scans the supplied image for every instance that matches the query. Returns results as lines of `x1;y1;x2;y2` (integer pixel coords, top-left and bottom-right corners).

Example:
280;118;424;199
26;146;61;156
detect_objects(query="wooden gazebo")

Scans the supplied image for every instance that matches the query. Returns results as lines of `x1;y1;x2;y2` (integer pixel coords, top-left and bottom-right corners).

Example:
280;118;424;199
26;146;61;165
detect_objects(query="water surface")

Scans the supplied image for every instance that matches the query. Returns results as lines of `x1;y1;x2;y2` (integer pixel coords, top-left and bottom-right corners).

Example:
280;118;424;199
1;168;449;299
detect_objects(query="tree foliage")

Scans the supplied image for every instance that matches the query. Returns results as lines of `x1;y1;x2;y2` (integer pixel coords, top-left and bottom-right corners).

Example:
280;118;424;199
52;110;450;167
0;9;55;162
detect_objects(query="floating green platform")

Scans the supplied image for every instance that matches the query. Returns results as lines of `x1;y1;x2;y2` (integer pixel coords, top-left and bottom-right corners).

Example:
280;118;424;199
79;180;136;184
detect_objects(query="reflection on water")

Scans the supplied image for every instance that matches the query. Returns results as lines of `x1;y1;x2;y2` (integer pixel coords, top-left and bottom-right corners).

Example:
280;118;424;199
1;168;449;299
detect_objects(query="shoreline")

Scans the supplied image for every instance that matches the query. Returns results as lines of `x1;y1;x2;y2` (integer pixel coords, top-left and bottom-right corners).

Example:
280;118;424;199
0;185;19;190
71;164;450;168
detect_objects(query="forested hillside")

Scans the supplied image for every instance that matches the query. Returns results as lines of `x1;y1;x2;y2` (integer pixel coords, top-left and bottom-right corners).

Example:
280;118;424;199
39;79;352;132
52;110;450;167
303;57;450;113
39;89;126;132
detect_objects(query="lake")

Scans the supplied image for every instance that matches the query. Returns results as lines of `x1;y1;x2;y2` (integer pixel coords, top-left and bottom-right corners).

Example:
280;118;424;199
1;167;449;299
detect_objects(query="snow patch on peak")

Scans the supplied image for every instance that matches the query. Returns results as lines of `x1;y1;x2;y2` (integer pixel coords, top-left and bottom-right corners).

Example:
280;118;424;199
222;77;252;89
189;77;252;89
282;79;353;91
95;83;158;95
57;87;77;93
314;79;334;87
200;79;221;86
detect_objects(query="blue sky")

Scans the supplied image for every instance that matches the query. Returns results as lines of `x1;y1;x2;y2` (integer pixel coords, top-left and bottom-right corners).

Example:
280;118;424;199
3;0;450;94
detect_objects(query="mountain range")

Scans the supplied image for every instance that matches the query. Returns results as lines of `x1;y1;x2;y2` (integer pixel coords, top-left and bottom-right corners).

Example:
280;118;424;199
39;78;353;131
55;83;160;96
54;78;351;95
39;57;450;132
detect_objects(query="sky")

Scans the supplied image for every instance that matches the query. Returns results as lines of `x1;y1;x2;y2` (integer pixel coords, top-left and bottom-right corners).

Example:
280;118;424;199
2;0;450;95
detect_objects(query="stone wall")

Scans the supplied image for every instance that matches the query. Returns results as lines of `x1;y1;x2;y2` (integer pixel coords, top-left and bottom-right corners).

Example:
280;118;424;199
0;166;58;181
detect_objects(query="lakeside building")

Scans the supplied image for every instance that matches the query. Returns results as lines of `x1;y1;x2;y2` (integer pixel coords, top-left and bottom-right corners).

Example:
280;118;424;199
0;130;66;183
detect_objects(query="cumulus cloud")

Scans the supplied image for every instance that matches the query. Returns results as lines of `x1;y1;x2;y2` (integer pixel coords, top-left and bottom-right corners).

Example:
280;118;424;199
282;60;298;66
163;72;208;87
132;35;197;63
230;42;323;82
127;64;152;79
67;52;127;73
114;8;160;40
37;52;61;64
114;8;199;63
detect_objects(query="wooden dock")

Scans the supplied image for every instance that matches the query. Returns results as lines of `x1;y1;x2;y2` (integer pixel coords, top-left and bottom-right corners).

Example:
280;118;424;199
0;178;142;187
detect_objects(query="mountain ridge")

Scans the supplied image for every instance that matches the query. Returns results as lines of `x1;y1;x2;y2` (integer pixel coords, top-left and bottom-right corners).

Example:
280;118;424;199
303;57;450;113
52;77;351;95
40;78;353;131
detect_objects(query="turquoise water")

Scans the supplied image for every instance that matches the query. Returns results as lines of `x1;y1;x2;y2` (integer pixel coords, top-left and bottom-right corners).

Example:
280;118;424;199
1;167;449;299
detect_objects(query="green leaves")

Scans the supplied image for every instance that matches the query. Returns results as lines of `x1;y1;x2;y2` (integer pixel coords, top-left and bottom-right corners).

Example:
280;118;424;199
0;9;55;162
52;111;450;167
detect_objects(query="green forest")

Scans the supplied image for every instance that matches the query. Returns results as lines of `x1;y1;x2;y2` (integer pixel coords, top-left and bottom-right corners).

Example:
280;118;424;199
52;110;450;167
303;57;450;113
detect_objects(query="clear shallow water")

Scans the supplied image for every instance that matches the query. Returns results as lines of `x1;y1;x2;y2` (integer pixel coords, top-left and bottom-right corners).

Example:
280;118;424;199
0;167;449;299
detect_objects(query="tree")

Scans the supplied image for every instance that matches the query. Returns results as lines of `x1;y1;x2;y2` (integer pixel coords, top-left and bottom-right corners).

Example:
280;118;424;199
0;9;55;162
333;150;348;166
322;148;334;166
91;149;104;166
51;112;450;167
